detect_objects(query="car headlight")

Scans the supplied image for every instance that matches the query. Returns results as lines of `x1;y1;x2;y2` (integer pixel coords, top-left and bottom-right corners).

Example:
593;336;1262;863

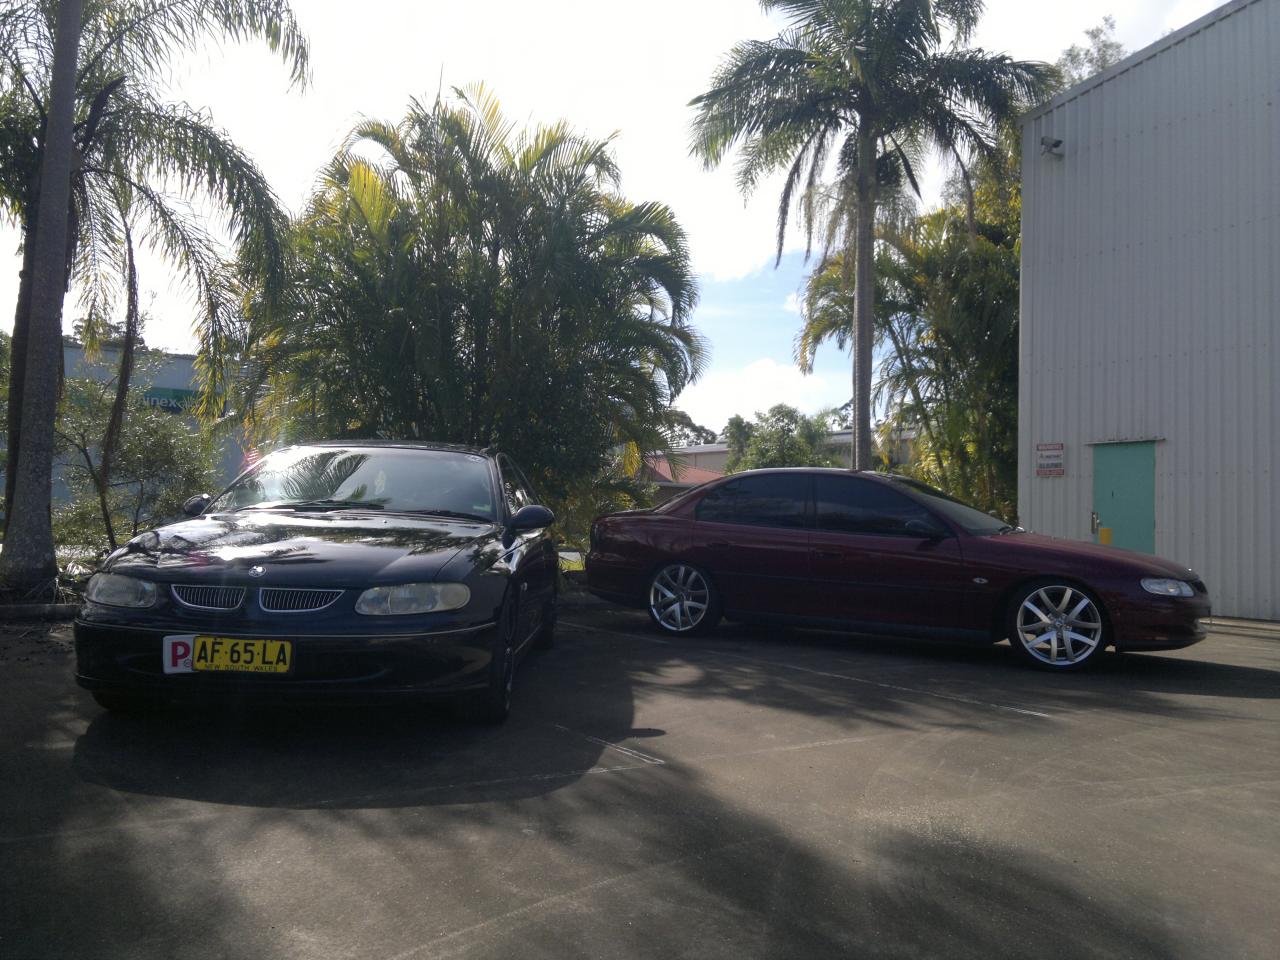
85;573;158;608
355;582;471;616
1141;577;1194;598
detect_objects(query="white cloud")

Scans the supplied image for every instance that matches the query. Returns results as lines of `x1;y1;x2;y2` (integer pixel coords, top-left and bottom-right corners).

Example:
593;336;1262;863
675;357;846;433
782;292;800;313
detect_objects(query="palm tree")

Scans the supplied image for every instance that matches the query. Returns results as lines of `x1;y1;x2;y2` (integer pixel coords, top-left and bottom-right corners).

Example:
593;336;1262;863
0;0;84;595
689;0;1052;470
0;0;309;589
242;87;706;499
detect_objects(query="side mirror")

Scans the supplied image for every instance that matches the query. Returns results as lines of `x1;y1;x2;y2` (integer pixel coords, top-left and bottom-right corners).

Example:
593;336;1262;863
507;504;555;533
905;517;947;540
182;493;212;517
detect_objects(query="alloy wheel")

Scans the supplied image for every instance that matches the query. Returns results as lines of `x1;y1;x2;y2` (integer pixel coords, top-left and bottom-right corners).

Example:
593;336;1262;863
1015;585;1104;666
649;564;711;633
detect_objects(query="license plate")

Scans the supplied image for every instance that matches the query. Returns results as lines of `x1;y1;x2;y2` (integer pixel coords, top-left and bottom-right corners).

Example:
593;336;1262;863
163;635;292;674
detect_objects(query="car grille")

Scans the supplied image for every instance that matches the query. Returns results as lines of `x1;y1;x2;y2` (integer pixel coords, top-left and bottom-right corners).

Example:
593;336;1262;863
172;585;245;610
259;588;344;613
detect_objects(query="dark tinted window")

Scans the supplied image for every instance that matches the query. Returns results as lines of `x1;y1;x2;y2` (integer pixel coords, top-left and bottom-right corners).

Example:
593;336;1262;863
497;455;534;514
696;474;808;529
886;476;1010;535
813;476;940;537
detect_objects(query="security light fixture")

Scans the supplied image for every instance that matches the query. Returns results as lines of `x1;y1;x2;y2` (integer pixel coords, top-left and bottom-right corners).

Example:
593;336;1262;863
1041;136;1065;158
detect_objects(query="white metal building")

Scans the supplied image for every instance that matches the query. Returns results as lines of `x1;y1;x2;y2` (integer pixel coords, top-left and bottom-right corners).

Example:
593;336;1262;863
1019;0;1278;620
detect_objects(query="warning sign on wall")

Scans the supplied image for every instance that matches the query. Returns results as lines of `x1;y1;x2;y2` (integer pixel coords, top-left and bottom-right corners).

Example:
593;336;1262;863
1036;443;1065;477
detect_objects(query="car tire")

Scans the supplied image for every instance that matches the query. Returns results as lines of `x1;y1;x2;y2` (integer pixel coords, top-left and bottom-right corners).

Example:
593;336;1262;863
462;594;518;724
1006;579;1108;670
91;691;152;715
647;562;721;636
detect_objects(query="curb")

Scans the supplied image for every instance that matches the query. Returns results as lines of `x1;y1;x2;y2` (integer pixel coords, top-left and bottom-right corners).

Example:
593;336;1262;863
0;603;81;622
1203;618;1280;640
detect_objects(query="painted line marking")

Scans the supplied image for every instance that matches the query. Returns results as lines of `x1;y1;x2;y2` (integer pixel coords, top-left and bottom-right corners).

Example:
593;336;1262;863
548;723;665;764
561;619;1053;719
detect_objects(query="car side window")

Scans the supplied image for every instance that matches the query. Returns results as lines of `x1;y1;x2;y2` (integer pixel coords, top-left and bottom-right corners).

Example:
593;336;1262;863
509;458;538;508
696;474;808;529
813;476;939;537
497;455;530;516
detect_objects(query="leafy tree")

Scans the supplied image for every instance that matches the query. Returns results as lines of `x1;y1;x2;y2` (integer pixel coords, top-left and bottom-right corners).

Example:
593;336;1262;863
725;404;839;472
54;367;214;558
240;87;705;507
796;135;1021;517
667;410;718;447
690;0;1053;471
1056;16;1127;89
0;0;308;593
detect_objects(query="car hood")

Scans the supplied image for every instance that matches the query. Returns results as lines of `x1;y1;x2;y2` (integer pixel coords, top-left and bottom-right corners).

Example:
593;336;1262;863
102;510;503;586
976;531;1198;579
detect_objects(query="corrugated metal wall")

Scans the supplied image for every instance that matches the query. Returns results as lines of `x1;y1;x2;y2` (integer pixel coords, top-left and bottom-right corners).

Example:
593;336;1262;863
1019;0;1279;620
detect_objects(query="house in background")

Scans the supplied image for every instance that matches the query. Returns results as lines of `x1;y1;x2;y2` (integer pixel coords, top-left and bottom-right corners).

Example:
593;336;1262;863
1019;0;1278;619
638;455;726;502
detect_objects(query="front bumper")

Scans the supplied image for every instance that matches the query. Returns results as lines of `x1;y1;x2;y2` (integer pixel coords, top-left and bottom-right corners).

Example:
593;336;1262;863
1110;593;1212;651
74;618;500;702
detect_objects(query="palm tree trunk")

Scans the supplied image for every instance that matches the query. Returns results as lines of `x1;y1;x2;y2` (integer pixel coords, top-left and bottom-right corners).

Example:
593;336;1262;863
0;0;85;597
97;218;140;551
3;206;38;540
851;128;877;471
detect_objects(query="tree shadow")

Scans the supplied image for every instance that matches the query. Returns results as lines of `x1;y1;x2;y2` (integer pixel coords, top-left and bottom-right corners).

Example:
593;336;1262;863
5;615;1268;958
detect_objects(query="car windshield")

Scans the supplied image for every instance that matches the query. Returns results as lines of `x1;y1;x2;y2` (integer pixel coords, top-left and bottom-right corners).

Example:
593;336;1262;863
886;476;1014;536
208;446;498;521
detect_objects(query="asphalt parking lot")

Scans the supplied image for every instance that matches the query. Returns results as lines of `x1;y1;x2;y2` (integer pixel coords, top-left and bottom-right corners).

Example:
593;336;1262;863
2;601;1277;960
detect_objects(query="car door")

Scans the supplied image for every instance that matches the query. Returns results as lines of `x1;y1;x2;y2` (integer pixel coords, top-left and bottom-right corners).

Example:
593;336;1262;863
685;473;812;617
496;455;554;645
807;475;968;632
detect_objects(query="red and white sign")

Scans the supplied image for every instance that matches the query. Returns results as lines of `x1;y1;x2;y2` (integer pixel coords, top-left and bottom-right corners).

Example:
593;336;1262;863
162;635;196;674
1036;443;1065;477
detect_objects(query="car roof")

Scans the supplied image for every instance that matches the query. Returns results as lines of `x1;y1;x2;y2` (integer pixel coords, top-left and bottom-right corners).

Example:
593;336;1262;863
294;440;492;457
723;467;889;478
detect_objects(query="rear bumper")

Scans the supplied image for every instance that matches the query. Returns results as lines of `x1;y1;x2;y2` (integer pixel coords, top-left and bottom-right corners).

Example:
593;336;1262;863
584;554;646;608
74;619;499;702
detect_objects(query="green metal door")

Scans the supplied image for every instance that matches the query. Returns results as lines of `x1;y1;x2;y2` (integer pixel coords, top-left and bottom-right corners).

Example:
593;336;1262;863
1092;442;1155;553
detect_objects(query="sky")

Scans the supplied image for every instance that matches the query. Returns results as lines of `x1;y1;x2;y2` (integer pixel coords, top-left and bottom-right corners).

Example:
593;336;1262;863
0;0;1221;434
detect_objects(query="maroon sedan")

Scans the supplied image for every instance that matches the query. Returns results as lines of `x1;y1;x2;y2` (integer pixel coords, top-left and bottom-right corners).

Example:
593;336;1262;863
585;469;1210;669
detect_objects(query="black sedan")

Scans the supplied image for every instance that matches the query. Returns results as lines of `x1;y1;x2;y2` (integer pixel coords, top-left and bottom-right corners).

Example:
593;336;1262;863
74;442;558;722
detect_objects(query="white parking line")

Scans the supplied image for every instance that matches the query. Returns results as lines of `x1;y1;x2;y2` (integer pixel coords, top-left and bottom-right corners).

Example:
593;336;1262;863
561;619;1053;720
548;723;666;765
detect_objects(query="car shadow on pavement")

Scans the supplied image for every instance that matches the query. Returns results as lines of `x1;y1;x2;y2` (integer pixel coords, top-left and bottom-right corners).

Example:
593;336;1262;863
69;644;630;810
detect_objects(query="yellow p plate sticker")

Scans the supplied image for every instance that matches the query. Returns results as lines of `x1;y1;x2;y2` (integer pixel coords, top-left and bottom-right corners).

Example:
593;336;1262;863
163;635;292;674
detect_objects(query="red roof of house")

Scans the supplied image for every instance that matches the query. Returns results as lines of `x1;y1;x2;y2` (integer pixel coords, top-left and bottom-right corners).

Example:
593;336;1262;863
642;457;723;486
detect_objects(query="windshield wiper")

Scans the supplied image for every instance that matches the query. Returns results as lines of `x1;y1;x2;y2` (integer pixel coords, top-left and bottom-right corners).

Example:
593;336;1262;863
404;509;491;523
263;499;385;511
